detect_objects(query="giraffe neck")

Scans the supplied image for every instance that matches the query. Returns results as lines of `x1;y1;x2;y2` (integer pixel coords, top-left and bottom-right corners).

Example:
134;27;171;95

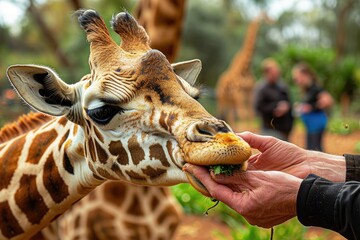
0;116;102;239
230;18;262;75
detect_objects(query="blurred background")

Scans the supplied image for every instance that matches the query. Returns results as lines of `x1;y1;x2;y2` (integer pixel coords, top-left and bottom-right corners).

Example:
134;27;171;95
1;0;360;239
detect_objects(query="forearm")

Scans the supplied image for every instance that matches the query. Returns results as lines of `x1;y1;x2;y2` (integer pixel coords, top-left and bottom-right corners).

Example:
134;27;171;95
297;174;360;240
306;151;346;182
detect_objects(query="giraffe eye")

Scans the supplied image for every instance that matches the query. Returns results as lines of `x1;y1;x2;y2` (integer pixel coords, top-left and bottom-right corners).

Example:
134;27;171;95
86;105;124;124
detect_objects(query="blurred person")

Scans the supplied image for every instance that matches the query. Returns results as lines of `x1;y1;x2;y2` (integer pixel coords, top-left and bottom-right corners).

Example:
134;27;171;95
292;63;333;151
254;58;293;141
184;132;360;240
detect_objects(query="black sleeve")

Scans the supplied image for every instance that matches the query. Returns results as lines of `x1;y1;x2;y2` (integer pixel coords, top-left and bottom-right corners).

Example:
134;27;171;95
297;174;360;240
345;154;360;182
254;88;277;115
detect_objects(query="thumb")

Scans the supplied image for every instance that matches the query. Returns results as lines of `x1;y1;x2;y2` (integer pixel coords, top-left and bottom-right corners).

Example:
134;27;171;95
237;131;278;152
211;170;250;186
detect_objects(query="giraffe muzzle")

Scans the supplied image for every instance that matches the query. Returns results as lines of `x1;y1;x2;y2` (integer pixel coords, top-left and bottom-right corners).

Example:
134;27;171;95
184;121;251;166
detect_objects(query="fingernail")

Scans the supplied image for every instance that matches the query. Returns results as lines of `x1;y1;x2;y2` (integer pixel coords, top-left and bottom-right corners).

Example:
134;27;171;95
182;163;192;173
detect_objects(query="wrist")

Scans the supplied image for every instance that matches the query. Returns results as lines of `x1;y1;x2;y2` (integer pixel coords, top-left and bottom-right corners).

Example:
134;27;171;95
307;151;346;182
290;178;302;216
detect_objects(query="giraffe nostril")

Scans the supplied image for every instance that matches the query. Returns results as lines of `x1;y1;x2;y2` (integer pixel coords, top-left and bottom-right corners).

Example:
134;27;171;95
195;125;215;137
187;122;231;142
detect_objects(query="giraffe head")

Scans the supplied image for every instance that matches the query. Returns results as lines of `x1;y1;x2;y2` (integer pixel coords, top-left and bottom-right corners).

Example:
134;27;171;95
6;10;250;196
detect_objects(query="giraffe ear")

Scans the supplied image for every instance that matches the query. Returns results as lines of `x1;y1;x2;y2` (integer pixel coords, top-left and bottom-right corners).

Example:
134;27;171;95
172;59;201;86
6;65;77;116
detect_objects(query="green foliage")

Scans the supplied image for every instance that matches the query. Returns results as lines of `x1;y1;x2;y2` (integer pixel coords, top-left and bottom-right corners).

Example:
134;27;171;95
209;164;241;175
272;45;360;109
327;118;360;135
355;141;360;153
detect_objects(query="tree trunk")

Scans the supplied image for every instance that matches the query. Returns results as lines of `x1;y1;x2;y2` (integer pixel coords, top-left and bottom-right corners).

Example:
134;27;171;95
28;0;73;70
69;0;82;11
335;0;355;117
335;0;355;62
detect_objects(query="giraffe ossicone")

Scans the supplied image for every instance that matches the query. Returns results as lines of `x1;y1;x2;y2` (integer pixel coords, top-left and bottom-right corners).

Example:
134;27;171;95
2;9;250;239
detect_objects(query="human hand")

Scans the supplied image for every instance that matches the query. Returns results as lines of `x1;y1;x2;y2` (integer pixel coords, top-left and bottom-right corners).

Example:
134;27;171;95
317;91;333;110
300;103;312;113
273;100;290;117
238;132;345;182
183;164;301;228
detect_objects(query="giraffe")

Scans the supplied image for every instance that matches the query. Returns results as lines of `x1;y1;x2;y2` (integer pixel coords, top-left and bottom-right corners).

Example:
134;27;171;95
216;13;269;126
44;1;188;237
1;10;251;239
135;0;186;63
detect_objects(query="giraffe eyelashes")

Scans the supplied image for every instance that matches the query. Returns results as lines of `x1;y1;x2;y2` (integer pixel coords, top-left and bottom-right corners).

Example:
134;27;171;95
86;105;125;124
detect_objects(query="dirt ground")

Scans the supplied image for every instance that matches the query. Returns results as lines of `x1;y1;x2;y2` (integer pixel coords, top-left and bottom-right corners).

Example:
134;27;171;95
174;123;360;240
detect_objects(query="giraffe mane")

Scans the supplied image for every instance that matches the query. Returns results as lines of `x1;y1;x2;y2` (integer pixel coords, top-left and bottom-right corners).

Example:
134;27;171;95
0;112;54;144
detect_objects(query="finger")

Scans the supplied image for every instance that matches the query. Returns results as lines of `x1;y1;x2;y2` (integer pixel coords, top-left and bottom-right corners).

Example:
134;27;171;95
183;164;235;201
247;152;261;164
211;170;250;186
237;132;279;152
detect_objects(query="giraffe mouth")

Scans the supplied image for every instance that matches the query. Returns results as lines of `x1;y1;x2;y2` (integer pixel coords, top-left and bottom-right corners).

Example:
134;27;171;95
184;171;211;197
184;161;248;197
183;132;252;166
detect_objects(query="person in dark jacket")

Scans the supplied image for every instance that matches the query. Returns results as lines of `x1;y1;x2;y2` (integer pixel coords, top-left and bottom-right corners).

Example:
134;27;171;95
184;132;360;240
254;58;293;141
292;63;333;151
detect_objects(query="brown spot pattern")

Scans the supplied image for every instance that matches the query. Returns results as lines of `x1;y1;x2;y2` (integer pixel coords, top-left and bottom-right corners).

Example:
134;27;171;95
95;140;108;164
103;182;127;207
88;138;96;162
93;127;104;143
14;174;49;224
144;95;152;103
157;206;178;225
166;113;178;133
74;215;81;229
73;124;78;136
124;222;151;240
159;111;168;131
0;201;24;238
166;141;181;168
125;170;147;180
151;195;159;210
97;167;116;180
29;231;46;240
87;209;116;240
142;166;166;178
109;140;129;165
127;195;143;216
128;136;145;165
58;130;70;151
27;129;57;164
150;143;170;167
111;163;124;178
0;135;25;190
63;152;74;175
57;117;68;126
43;154;70;203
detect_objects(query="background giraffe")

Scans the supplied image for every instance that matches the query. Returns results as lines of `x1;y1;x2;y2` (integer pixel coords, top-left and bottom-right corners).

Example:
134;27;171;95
135;0;186;63
216;13;270;126
1;10;250;239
